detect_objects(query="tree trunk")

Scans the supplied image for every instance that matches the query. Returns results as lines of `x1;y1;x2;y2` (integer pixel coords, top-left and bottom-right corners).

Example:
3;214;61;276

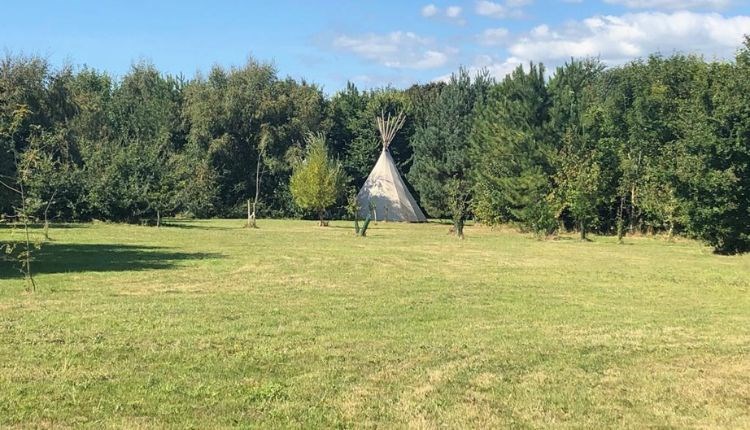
156;209;161;228
247;199;256;229
616;197;625;243
19;182;36;292
248;152;262;229
42;189;56;240
454;218;464;239
580;221;586;241
629;184;636;234
319;209;325;227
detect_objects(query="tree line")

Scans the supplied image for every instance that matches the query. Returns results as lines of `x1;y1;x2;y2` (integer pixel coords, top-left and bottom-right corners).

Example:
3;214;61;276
2;39;749;253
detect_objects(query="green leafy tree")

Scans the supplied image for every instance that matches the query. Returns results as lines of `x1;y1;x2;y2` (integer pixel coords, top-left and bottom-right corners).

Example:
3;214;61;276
289;133;346;226
19;128;77;237
0;55;51;216
673;42;750;253
183;62;326;219
0;106;41;291
554;132;605;240
84;62;182;223
547;59;610;239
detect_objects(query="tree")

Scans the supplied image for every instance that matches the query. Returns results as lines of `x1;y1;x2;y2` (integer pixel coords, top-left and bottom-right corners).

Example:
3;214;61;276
18;128;76;237
410;68;491;238
84;62;183;223
0;54;51;216
0;106;40;291
673;45;750;254
547;59;609;239
182;62;327;220
289;133;346;226
251;78;329;222
470;63;554;234
554;132;604;240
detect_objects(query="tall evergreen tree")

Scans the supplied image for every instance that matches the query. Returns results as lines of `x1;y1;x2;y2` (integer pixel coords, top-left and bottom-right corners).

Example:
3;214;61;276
410;68;491;238
470;63;554;234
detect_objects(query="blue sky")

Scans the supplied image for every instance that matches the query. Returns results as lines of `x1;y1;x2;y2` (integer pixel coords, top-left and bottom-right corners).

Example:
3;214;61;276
2;1;749;93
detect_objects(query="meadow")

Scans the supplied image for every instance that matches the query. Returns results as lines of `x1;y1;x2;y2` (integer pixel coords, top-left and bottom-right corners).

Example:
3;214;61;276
1;220;749;428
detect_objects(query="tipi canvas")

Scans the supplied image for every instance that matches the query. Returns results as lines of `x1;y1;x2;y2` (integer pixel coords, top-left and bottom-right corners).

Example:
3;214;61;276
356;112;427;222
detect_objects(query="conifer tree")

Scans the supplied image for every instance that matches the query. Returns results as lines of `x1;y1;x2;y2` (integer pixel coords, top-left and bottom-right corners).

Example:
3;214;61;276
410;68;490;238
470;63;555;234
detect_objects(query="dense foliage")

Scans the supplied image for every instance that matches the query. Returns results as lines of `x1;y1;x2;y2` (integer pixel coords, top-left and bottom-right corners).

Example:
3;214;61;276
2;39;750;252
289;133;346;225
411;68;490;238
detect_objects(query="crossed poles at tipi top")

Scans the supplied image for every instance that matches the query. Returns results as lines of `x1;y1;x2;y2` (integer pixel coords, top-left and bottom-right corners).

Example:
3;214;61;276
376;110;406;150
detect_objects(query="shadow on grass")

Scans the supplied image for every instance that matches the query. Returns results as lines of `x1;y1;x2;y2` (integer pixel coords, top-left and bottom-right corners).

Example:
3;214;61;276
0;222;90;230
326;224;358;230
161;221;237;231
0;243;222;278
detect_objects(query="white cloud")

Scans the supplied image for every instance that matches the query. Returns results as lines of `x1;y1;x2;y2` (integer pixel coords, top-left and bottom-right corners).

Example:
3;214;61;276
414;50;451;68
604;0;731;9
421;4;438;17
433;55;524;82
446;6;463;18
457;10;750;85
507;11;750;64
335;72;418;90
506;0;533;6
475;0;530;18
474;55;525;79
422;4;465;24
476;0;509;17
332;31;455;69
478;27;511;45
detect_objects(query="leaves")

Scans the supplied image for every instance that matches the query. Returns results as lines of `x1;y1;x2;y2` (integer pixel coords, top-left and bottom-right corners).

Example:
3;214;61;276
410;68;490;227
289;134;346;223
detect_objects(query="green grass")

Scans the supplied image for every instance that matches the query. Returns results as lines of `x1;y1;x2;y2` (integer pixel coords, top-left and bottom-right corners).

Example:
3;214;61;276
1;219;749;428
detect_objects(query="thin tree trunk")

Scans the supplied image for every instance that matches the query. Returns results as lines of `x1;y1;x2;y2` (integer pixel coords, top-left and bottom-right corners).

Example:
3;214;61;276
616;196;625;243
629;184;636;234
250;199;253;228
248;154;262;228
156;209;161;228
319;209;325;227
43;189;56;240
580;221;586;241
19;182;36;292
454;218;464;239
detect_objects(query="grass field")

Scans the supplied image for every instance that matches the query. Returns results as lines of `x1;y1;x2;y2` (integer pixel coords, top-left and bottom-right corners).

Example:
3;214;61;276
1;219;749;428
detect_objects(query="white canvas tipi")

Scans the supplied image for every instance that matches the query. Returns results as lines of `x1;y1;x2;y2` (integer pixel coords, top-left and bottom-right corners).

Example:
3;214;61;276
356;112;427;222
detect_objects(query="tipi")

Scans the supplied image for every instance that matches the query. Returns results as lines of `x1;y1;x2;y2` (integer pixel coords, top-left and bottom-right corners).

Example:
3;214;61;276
356;112;427;222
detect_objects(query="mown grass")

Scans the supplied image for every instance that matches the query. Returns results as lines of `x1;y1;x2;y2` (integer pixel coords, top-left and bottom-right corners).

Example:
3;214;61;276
1;219;749;428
